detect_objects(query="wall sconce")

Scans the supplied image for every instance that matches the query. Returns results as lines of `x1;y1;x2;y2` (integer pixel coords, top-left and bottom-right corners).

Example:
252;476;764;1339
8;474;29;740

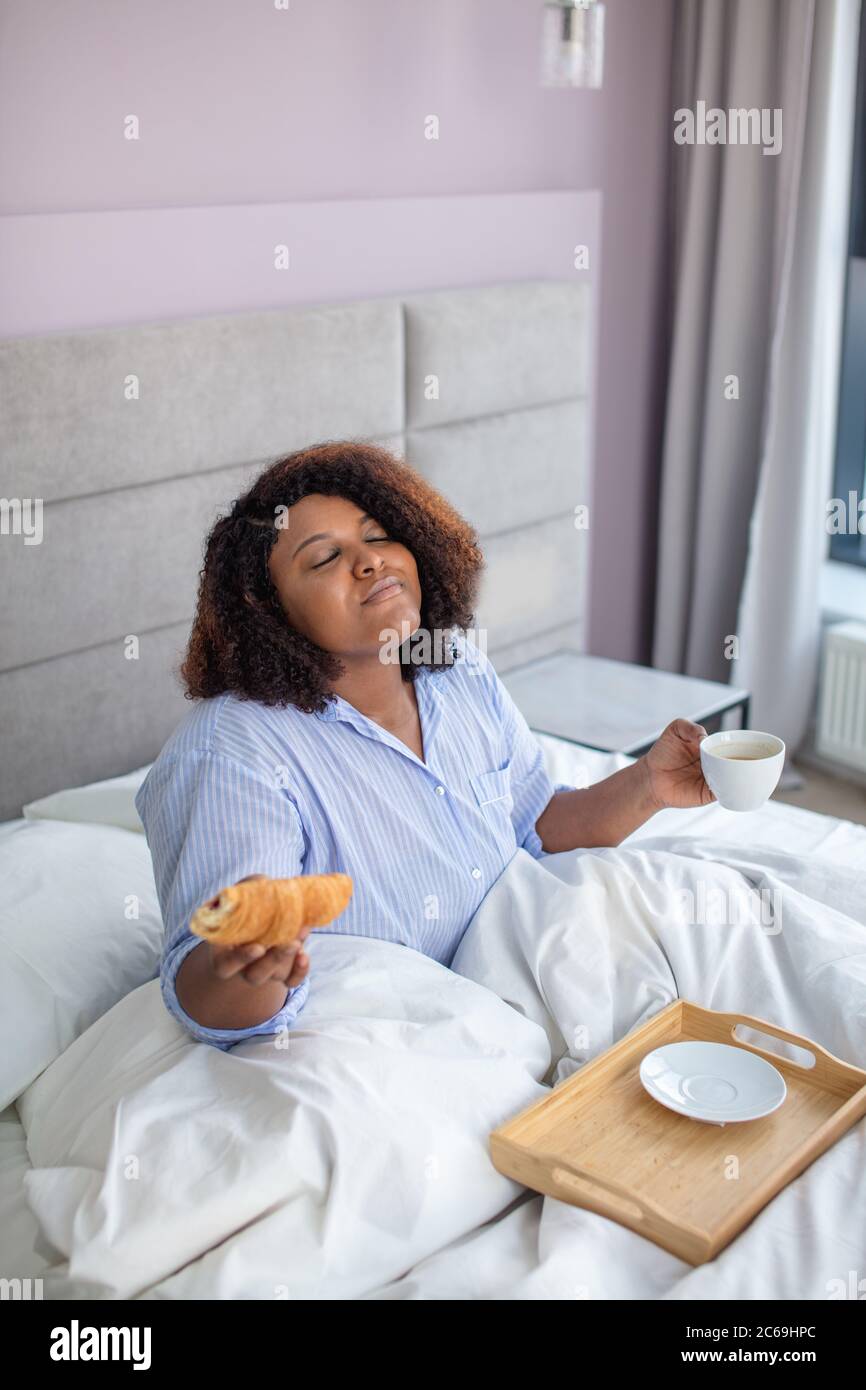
540;0;605;89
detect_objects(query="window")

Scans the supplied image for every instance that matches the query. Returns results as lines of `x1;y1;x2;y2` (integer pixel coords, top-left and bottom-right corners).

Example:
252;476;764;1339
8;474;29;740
830;1;866;568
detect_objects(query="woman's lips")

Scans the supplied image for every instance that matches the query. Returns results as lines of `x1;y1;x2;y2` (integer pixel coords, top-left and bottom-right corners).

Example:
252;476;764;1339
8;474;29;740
363;581;403;605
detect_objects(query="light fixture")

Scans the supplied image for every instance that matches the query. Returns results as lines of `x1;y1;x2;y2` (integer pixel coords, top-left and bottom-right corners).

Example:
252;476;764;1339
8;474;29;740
540;0;605;89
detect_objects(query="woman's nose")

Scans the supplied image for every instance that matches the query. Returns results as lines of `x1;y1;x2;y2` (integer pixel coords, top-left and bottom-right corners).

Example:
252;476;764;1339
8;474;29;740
357;552;383;573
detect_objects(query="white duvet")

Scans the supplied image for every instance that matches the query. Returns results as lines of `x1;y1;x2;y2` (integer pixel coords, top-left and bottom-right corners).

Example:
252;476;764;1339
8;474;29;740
18;832;866;1301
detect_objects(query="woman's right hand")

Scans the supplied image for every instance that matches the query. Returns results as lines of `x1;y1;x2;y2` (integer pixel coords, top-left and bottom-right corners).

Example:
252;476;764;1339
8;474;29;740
208;926;313;990
206;871;311;991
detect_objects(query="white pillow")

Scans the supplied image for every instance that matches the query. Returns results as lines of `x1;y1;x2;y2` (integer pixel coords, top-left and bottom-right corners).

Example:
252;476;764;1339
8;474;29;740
22;765;151;833
0;818;162;1109
534;732;634;789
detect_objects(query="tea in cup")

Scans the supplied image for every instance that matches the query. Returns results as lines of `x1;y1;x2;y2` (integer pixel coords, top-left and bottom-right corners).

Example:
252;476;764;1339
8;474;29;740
699;730;785;811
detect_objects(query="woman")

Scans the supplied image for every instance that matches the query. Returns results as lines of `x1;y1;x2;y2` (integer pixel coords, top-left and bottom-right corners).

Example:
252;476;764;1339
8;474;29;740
136;441;715;1050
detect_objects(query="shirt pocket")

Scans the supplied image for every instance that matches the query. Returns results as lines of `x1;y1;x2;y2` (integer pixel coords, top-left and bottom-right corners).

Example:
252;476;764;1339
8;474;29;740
469;766;514;829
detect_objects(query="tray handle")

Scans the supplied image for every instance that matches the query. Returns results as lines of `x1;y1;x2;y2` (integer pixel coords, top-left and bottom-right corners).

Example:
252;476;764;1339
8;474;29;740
549;1161;708;1253
711;1008;836;1084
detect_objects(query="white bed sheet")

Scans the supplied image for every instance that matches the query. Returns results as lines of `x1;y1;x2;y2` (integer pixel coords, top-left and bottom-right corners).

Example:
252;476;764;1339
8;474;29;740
3;736;866;1299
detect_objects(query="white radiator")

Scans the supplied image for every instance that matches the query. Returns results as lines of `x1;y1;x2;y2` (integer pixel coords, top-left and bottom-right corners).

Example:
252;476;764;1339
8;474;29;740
816;620;866;772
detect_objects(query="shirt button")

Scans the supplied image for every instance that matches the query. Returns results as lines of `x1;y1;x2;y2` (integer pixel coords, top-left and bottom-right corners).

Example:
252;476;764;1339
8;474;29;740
434;785;445;795
471;867;482;879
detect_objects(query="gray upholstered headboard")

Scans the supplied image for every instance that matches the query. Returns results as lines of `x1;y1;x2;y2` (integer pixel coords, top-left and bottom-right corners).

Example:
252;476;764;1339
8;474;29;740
0;279;591;820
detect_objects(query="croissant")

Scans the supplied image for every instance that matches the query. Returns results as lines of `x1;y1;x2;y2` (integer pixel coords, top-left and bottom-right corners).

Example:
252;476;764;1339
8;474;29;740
189;873;353;949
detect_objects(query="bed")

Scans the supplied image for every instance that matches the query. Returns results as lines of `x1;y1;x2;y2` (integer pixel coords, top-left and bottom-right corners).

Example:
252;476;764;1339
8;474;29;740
2;734;866;1299
2;281;865;1299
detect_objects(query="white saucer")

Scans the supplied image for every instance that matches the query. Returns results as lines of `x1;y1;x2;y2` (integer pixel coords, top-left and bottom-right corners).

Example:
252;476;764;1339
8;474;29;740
639;1041;787;1125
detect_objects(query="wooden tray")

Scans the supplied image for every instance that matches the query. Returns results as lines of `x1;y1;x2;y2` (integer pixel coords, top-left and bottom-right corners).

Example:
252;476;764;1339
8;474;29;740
489;1000;866;1265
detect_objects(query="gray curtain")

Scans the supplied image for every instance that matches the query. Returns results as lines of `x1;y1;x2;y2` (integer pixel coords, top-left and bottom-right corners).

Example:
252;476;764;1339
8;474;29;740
652;0;860;750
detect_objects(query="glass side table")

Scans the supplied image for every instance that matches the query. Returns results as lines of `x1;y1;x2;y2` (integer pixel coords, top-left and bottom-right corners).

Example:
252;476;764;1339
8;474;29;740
499;651;751;758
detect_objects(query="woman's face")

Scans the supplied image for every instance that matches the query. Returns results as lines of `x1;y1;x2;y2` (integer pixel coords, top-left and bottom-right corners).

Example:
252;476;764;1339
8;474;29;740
266;493;423;658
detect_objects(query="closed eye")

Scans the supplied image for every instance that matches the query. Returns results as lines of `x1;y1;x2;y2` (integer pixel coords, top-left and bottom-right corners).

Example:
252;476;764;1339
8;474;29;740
312;535;389;568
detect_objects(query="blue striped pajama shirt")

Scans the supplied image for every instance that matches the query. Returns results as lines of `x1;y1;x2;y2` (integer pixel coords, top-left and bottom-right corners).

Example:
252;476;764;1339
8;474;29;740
135;630;574;1049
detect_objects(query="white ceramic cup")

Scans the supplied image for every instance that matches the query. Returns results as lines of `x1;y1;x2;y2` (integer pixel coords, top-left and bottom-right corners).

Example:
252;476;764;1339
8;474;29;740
699;729;786;812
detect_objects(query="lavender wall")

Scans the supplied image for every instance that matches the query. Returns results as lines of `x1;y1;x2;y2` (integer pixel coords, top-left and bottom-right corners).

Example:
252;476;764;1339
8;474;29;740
0;0;674;664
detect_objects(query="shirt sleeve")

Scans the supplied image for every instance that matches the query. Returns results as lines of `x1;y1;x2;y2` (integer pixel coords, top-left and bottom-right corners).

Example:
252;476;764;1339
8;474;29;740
135;748;311;1050
467;641;575;859
505;711;575;858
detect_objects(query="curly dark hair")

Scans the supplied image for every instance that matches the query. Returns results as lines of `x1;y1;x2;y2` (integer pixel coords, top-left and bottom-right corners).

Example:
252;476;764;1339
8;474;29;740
180;440;486;713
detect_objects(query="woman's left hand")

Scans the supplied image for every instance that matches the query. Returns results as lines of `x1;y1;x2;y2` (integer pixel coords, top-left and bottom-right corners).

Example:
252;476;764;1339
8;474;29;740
641;718;717;811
